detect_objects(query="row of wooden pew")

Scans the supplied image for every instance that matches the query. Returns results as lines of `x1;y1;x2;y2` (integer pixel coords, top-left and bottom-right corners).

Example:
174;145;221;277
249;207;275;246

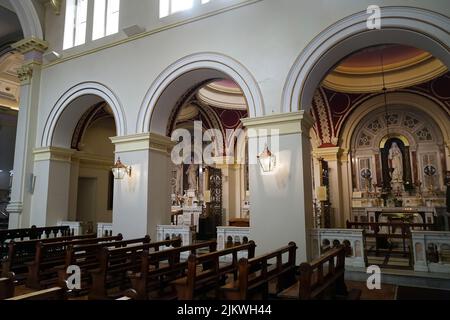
1;232;360;300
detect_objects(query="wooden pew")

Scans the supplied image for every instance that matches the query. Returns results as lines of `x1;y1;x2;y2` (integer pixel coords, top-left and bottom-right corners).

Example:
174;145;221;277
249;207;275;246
1;233;97;280
89;237;181;300
221;242;296;300
0;272;14;300
128;241;218;300
6;287;66;301
56;236;155;294
278;245;361;300
26;234;125;289
172;241;256;300
1;226;72;259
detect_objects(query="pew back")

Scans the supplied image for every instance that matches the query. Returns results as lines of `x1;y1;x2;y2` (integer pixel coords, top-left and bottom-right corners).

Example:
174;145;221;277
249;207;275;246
25;234;124;289
222;242;296;300
1;234;97;278
129;241;217;300
89;237;180;300
173;241;257;300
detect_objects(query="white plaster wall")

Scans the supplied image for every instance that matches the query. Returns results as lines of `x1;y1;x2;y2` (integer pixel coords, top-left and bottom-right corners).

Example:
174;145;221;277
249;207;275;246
249;131;313;262
37;1;450;146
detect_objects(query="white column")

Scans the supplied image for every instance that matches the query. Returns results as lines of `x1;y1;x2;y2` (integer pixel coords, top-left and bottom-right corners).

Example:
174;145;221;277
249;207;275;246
242;111;314;263
30;147;75;226
7;38;48;228
110;133;174;240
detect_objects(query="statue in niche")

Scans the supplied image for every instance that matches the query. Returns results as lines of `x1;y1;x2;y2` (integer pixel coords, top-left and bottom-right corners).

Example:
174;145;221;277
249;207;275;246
388;142;403;183
186;163;198;191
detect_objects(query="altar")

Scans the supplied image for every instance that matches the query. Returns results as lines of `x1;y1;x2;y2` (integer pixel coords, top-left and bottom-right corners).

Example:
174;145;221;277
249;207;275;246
362;207;436;225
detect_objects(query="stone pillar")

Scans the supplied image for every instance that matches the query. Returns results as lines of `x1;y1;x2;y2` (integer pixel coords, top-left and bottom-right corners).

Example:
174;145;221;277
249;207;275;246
110;133;174;240
30;147;75;227
242;111;314;263
7;37;48;228
312;147;346;228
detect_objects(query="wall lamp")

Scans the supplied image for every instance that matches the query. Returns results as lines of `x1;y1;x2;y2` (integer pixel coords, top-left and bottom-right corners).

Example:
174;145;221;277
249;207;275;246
257;145;276;173
112;158;132;180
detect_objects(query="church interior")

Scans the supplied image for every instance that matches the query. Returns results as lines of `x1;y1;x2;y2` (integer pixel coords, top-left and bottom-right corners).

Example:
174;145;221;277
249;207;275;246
0;0;449;302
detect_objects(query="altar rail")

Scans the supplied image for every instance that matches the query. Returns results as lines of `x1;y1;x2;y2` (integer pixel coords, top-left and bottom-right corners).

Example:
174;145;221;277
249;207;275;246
57;221;82;236
216;226;250;251
97;223;113;237
156;225;194;247
57;221;113;237
217;226;251;262
411;231;450;273
310;229;366;268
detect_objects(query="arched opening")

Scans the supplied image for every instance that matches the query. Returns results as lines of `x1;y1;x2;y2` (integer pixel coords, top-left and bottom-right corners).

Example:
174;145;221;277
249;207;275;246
32;84;125;232
300;38;449;268
138;53;262;243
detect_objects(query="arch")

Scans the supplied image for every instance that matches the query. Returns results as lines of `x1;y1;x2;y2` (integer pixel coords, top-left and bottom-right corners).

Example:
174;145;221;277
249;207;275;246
340;92;450;153
137;52;264;135
282;6;450;114
9;0;44;39
41;82;127;148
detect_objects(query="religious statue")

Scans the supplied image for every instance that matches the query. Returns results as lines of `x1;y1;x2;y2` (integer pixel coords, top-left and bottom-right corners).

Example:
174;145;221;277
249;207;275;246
186;163;198;191
175;164;183;195
388;142;403;183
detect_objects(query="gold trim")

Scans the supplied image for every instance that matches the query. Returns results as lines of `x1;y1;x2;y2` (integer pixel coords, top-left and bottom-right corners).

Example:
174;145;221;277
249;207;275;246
379;134;410;148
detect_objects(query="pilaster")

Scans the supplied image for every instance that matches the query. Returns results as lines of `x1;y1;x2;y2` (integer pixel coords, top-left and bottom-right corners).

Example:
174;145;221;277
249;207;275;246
242;111;314;263
7;37;48;228
110;133;175;240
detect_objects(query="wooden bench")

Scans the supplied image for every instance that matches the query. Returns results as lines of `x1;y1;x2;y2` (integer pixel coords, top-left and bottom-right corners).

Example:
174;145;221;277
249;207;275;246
56;235;155;294
1;226;73;260
128;241;218;300
89;237;181;300
26;234;125;289
278;245;361;300
172;241;257;300
0;272;14;300
1;233;97;280
6;287;66;301
221;242;297;300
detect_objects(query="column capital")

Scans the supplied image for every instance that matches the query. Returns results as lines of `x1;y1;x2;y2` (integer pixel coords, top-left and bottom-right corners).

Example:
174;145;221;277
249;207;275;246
6;201;23;213
110;133;176;154
313;146;345;162
33;147;75;163
12;37;49;55
17;62;39;85
242;111;314;136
